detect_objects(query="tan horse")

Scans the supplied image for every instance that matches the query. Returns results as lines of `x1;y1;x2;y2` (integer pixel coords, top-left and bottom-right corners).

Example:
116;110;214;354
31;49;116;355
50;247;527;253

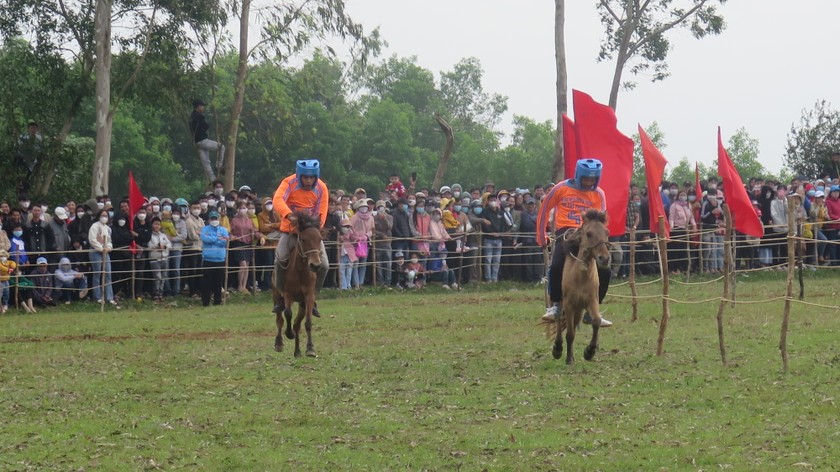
273;211;323;357
548;210;611;365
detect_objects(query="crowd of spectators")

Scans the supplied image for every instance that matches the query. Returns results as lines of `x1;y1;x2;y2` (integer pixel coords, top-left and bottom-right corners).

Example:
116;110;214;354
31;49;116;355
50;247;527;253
2;160;840;314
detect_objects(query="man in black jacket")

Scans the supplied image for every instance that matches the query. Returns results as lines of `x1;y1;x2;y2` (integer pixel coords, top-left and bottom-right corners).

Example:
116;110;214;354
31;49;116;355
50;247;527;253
190;99;225;183
481;194;510;283
391;198;413;259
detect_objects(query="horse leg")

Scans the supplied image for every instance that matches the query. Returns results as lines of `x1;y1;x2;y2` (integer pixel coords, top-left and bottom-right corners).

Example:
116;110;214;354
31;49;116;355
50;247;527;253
274;312;284;352
584;301;601;361
305;295;316;357
565;302;576;365
551;305;564;360
283;295;295;340
293;304;305;358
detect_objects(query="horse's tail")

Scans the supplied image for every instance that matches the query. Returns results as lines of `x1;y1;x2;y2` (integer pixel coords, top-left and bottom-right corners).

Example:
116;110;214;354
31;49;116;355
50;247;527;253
538;316;566;339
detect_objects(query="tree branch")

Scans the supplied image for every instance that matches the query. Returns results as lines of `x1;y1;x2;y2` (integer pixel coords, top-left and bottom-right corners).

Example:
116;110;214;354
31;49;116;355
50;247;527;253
247;0;314;58
627;0;708;57
600;0;623;23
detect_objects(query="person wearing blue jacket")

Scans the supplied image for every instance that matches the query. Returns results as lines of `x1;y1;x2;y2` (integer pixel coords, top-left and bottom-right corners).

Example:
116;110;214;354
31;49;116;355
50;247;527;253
200;211;229;306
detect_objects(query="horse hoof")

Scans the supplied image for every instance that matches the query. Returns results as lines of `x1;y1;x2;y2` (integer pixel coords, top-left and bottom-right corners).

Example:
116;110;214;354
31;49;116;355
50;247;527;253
552;345;563;360
294;351;302;358
284;328;295;340
584;346;596;361
566;357;575;366
274;343;283;352
306;349;316;358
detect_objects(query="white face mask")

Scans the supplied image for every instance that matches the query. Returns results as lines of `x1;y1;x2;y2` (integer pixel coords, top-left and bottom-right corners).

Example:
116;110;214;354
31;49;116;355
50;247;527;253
117;220;126;227
77;212;85;219
238;208;248;215
191;209;201;216
265;204;273;212
489;201;499;209
200;202;208;210
21;201;30;209
453;191;461;199
163;205;172;212
340;227;350;233
41;205;48;213
152;205;160;213
410;258;419;264
247;209;255;216
0;257;7;263
137;213;147;221
214;188;223;196
207;199;217;207
99;216;109;225
97;202;104;209
226;201;236;208
358;207;369;214
432;215;441;222
172;214;181;222
209;220;220;227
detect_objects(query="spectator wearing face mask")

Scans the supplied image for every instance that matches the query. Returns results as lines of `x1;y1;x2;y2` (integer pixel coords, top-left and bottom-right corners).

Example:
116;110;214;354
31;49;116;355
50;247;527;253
24;204;54;263
768;186;791;266
668;190;696;274
372;200;393;287
183;201;205;297
133;206;153;298
700;193;725;273
257;197;280;291
110;212;134;298
428;208;456;288
229;201;264;293
410;198;431;272
200;211;229;306
54;256;89;304
165;208;187;296
147;217;172;301
88;209;119;308
0;249;17;313
391;198;413;258
337;220;358;290
0;218;10;253
350;200;375;288
480;195;510;283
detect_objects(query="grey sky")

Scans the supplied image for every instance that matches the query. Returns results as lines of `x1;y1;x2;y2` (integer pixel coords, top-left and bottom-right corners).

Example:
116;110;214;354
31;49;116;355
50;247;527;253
344;1;839;176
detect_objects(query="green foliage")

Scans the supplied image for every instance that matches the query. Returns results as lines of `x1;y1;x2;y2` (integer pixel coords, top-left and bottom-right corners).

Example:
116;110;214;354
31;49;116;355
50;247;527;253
439;57;508;129
785;100;840;179
496;115;555;190
718;127;767;180
597;0;727;88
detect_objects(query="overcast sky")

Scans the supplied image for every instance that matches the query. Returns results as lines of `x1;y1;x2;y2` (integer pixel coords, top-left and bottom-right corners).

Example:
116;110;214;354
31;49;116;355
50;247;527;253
342;1;839;175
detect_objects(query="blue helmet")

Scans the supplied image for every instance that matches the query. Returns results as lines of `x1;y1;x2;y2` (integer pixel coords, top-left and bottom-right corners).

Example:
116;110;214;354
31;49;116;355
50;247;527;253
831;185;840;194
296;159;320;180
572;158;603;190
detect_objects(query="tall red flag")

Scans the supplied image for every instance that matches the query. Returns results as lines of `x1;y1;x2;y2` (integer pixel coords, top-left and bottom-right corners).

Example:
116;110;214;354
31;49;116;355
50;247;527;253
695;163;702;200
562;114;578;180
128;171;145;231
638;125;669;238
717;128;764;238
573;90;635;236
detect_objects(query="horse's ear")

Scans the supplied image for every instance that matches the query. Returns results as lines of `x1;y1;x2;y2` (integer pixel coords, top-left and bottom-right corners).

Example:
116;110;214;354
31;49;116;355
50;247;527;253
598;211;607;224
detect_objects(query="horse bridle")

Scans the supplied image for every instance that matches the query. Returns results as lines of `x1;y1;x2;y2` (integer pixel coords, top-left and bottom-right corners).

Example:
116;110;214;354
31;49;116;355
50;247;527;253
562;228;609;264
295;232;321;259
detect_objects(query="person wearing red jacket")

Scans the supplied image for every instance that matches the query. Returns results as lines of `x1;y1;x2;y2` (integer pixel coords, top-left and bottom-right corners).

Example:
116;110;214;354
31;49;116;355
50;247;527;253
271;159;330;315
536;158;612;327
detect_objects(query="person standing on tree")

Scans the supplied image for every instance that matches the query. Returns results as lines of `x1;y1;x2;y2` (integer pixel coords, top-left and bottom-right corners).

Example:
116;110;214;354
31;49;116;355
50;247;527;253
271;159;330;316
537;158;613;327
190;99;225;183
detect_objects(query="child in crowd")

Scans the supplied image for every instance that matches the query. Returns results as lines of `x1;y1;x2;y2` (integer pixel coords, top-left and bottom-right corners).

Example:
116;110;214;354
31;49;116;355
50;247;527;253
338;220;357;290
405;252;425;288
0;249;17;313
393;251;408;289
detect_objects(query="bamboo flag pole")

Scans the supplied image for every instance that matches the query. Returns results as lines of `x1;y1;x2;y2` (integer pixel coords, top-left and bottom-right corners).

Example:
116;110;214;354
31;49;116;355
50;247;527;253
714;206;733;365
780;197;796;372
100;250;106;313
656;216;671;356
629;226;638;322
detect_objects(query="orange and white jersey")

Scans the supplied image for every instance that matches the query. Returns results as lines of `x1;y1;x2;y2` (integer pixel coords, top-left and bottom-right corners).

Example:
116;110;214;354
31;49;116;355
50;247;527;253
536;180;606;246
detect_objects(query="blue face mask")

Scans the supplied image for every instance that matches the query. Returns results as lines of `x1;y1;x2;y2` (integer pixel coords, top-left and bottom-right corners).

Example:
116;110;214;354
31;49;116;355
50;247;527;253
807;190;816;197
473;207;483;215
401;204;408;212
416;207;426;214
13;230;23;238
454;205;462;212
817;186;825;192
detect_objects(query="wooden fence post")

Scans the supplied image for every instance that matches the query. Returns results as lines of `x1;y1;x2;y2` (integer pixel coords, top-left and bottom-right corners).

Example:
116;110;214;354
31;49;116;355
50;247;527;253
714;206;732;365
656;217;670;356
780;197;796;372
629;227;638;322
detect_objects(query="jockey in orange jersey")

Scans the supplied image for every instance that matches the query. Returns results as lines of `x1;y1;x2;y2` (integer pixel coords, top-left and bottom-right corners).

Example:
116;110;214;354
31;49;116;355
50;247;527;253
271;159;329;315
537;158;613;327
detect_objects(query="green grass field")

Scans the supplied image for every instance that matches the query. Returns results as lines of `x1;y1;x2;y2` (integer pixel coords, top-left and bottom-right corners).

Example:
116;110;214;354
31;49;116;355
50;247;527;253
2;273;839;471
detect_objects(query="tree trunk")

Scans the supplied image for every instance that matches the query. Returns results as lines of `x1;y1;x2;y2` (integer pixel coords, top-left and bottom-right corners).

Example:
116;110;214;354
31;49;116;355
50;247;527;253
223;0;251;191
552;0;568;182
608;2;637;111
91;0;112;198
431;114;454;190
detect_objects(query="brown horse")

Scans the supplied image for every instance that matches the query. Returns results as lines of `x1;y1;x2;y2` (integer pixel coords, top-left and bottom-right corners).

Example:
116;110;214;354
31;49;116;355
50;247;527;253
550;210;611;365
273;211;323;357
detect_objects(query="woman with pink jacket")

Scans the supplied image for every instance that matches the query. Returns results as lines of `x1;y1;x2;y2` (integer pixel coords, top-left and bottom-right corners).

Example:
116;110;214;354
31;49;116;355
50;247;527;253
824;185;840;265
668;190;697;273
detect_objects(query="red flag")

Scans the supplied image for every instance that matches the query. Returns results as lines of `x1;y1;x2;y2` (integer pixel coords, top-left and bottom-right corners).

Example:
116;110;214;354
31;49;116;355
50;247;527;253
717;128;764;238
128;171;145;228
694;163;702;200
573;90;635;236
562;114;578;180
639;125;669;238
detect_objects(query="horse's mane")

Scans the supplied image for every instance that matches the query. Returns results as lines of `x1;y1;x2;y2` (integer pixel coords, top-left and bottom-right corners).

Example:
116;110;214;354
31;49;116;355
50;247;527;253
563;210;607;254
293;211;320;231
